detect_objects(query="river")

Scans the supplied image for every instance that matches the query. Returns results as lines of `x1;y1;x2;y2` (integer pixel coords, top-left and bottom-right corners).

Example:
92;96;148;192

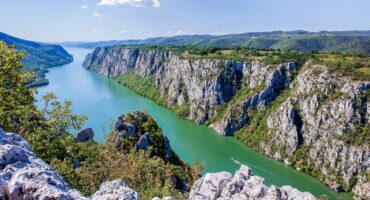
36;47;352;200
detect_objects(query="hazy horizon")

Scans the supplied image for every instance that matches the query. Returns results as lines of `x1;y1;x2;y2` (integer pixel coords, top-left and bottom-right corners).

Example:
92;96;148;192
1;0;370;42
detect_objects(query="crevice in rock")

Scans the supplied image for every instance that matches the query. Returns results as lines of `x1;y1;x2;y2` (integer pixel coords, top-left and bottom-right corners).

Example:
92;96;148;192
293;108;304;146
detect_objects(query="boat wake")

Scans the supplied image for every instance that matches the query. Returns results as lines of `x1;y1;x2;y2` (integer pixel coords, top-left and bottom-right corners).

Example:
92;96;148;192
231;157;243;165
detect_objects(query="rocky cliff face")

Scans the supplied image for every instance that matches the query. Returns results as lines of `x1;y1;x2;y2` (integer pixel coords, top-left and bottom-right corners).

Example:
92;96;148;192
0;128;317;200
262;63;370;194
83;46;369;199
0;128;139;200
83;47;296;128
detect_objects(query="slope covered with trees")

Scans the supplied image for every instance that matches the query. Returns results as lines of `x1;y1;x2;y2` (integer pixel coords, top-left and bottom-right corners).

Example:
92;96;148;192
0;32;73;87
65;30;370;54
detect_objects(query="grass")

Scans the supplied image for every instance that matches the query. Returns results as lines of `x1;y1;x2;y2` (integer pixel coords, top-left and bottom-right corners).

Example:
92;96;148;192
313;53;370;81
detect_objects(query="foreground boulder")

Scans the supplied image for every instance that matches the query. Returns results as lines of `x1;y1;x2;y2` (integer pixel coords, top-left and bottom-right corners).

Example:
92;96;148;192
189;165;316;200
0;128;138;200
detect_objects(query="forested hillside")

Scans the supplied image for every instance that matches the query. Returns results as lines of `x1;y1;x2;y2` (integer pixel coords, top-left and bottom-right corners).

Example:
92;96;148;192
65;30;370;54
0;32;73;87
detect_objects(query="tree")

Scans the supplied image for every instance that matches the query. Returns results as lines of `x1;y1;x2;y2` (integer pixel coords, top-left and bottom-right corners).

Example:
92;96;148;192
0;41;41;135
41;92;87;135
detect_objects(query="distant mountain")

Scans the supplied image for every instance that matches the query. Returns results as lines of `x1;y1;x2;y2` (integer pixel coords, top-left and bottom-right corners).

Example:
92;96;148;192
0;32;73;87
64;30;370;54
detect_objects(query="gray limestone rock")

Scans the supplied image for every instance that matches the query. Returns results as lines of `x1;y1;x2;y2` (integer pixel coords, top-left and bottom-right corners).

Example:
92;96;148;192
0;128;138;200
189;165;316;200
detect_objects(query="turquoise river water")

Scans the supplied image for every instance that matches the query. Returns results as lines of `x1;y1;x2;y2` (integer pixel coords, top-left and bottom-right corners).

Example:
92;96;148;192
36;48;352;200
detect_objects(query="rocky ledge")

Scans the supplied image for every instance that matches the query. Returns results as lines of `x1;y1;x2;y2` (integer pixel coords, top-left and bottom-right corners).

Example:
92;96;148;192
189;165;316;200
0;128;138;200
0;127;318;200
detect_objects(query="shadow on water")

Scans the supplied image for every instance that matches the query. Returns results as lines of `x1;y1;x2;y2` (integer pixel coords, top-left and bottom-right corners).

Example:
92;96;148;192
36;47;352;200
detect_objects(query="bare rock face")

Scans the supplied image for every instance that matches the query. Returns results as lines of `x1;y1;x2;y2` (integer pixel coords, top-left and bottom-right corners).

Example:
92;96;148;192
76;128;94;142
189;165;316;200
262;63;370;195
353;175;370;200
265;98;303;160
209;62;297;135
0;128;138;200
90;180;139;200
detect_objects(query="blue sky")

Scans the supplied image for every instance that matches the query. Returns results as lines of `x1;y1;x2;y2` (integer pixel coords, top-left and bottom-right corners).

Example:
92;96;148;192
0;0;369;42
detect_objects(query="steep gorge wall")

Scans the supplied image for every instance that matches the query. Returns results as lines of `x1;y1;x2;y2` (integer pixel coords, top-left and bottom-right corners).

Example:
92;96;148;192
83;47;296;128
83;46;370;198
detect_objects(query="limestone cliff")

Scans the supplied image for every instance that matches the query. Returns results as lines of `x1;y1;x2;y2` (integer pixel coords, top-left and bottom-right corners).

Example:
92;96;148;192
83;46;369;198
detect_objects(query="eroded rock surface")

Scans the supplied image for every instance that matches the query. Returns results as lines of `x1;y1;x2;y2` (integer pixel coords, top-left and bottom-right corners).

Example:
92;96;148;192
0;128;138;200
189;165;316;200
261;64;370;195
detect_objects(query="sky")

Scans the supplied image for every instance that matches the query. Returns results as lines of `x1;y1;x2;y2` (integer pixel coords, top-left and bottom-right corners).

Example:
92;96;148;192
0;0;369;42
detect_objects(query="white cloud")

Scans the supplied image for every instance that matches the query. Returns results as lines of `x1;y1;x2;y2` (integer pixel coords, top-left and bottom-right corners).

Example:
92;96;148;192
119;30;130;34
152;0;160;8
92;28;97;32
175;30;190;35
79;4;88;9
92;12;103;18
98;0;160;8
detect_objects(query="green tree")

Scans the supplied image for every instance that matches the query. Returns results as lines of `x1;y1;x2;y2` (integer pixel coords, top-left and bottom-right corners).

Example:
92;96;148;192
0;41;43;136
41;92;87;135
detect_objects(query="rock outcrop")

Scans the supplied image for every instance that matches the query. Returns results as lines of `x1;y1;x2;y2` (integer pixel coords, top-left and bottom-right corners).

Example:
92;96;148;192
0;128;138;200
76;128;94;142
83;46;370;198
189;165;316;200
110;111;174;161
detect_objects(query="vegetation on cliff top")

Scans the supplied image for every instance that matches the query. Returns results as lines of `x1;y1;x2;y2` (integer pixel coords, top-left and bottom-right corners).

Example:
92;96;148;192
114;44;369;80
0;42;201;200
